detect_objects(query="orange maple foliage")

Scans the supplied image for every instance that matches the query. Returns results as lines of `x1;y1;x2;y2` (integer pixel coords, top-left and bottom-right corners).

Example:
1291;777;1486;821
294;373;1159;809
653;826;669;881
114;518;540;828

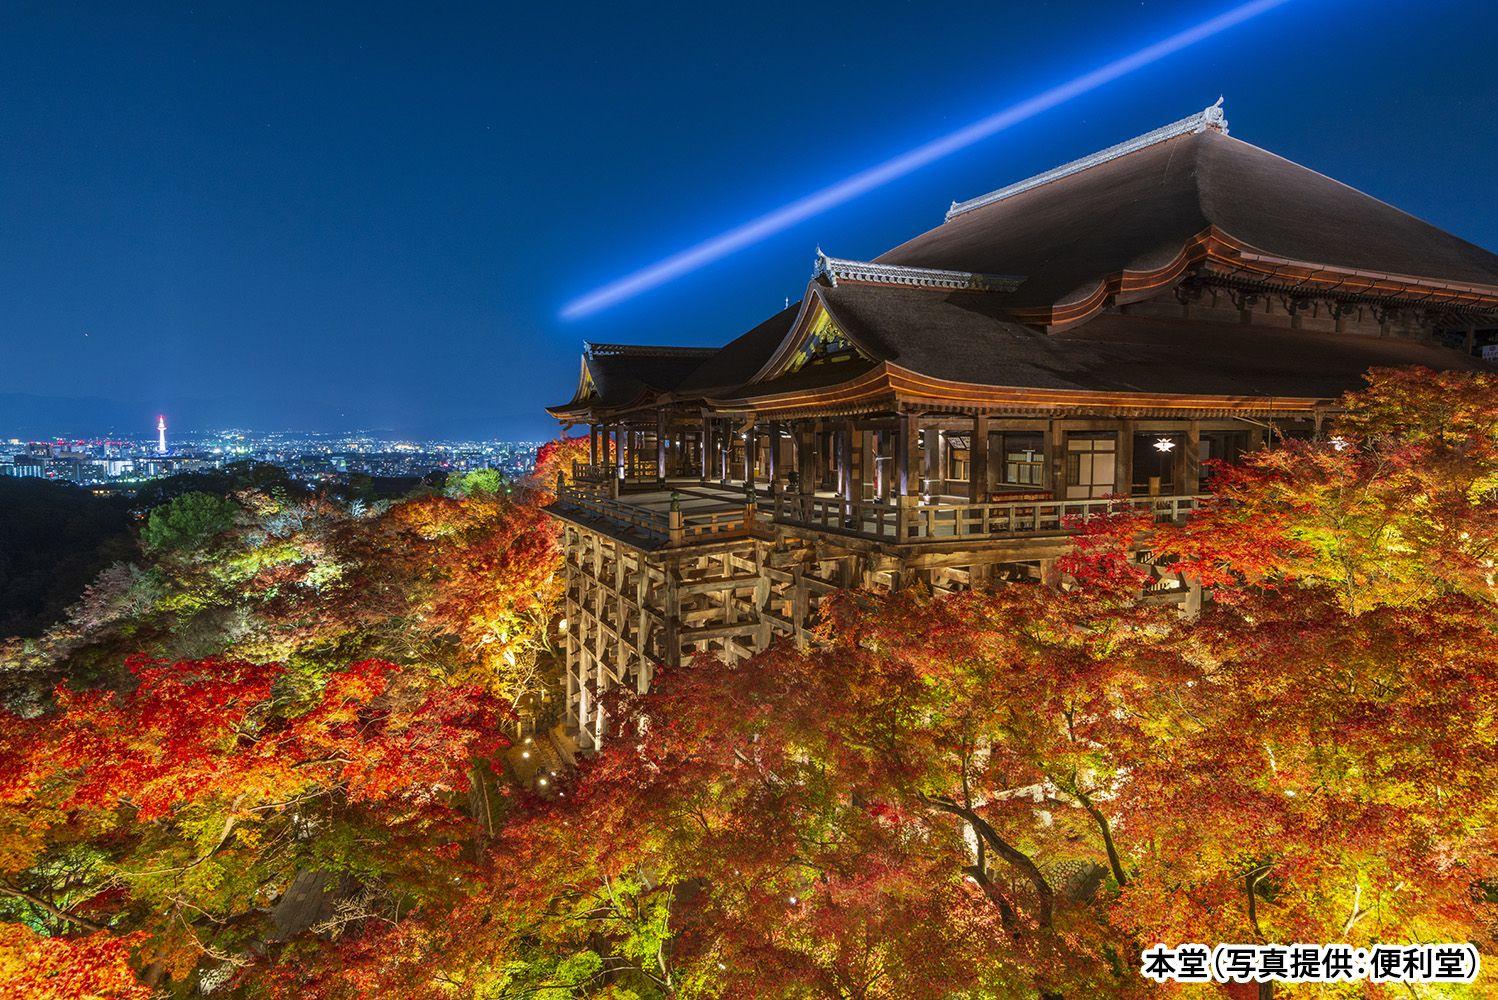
0;924;151;1000
0;656;509;993
1158;366;1497;609
7;376;1495;998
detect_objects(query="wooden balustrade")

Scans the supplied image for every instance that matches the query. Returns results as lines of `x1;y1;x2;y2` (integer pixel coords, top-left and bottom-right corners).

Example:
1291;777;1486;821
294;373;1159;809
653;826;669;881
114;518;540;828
559;488;672;538
554;485;756;547
774;492;1205;543
570;458;666;485
571;460;610;483
558;482;1203;548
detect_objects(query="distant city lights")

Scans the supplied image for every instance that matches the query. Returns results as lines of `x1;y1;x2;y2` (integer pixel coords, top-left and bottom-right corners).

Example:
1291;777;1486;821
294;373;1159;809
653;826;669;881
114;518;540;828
0;425;546;490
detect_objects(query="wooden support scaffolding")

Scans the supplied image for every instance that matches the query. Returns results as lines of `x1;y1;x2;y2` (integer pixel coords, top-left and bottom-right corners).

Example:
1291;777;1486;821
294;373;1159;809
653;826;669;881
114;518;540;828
560;523;846;750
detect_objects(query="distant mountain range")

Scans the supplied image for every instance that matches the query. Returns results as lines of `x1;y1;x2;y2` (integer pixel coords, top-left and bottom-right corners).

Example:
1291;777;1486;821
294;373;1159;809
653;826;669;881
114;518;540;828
0;392;553;441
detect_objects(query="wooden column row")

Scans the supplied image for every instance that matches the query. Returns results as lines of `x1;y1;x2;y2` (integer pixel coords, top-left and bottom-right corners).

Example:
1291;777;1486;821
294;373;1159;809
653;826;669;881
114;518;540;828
559;523;849;751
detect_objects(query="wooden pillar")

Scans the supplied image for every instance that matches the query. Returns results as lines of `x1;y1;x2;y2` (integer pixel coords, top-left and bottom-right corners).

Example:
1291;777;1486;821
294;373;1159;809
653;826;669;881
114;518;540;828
611;423;625;497
786;422;799;485
1164;433;1184;493
1184;576;1203;616
662;569;681;670
835;426;847;498
767;423;780;484
797;421;817;493
1046;418;1065;501
816;420;831;490
922;425;940;499
656;410;667;482
791;564;810;647
1115;419;1135;497
970;414;989;503
588;423;598;465
719;421;731;483
700;413;711;483
839;421;856;504
635;568;651;694
895;413;917;503
743;425;756;487
1183;420;1202;495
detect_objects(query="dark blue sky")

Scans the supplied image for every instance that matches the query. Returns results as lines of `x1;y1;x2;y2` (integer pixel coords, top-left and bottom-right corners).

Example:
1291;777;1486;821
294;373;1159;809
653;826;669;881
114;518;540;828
2;0;1495;439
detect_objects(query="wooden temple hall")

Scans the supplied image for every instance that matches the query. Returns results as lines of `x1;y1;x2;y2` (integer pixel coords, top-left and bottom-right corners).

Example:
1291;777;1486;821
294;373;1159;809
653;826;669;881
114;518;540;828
545;101;1498;749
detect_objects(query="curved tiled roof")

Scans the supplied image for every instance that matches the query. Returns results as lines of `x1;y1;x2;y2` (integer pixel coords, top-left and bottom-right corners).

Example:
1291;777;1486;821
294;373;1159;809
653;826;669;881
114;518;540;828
554;109;1497;419
671;302;801;396
812;283;1488;399
548;343;715;415
879;127;1498;312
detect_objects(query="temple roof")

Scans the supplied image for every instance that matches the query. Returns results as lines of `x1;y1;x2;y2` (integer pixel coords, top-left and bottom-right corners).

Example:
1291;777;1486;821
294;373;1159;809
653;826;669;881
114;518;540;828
547;343;716;416
554;105;1497;420
879;107;1498;316
945;99;1229;220
797;284;1489;400
671;303;801;396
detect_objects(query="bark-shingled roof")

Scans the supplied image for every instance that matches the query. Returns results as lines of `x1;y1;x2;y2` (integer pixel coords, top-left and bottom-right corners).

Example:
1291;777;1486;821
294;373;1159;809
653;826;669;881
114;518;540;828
879;128;1498;311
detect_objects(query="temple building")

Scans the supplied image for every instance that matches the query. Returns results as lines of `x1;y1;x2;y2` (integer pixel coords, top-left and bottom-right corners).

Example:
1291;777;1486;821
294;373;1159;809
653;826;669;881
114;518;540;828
545;101;1498;749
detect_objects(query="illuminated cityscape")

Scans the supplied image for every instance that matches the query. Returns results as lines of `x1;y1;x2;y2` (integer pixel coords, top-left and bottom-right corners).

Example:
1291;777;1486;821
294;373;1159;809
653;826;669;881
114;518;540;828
1;417;543;489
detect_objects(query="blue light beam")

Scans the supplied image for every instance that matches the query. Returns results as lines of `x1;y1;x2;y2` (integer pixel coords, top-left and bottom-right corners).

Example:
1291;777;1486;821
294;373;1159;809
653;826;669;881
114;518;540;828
560;0;1294;320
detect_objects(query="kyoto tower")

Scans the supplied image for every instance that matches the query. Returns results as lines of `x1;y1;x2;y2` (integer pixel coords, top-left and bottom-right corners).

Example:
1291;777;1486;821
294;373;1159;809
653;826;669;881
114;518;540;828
156;415;167;455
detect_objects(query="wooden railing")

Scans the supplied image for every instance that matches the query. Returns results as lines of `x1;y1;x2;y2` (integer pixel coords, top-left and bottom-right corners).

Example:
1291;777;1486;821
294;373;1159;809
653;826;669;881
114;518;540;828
774;493;1205;543
571;460;610;483
552;485;755;546
554;482;1203;548
558;488;671;538
675;507;750;543
570;458;691;486
622;457;659;480
772;494;903;538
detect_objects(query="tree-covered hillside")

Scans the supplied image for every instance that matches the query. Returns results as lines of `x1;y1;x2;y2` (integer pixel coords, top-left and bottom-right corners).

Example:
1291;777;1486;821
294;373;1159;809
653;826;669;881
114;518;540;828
0;371;1494;999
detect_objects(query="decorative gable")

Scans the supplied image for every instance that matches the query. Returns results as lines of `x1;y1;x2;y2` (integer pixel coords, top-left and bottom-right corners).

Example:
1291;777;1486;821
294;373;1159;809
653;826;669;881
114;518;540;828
782;309;864;375
750;285;890;386
575;358;598;401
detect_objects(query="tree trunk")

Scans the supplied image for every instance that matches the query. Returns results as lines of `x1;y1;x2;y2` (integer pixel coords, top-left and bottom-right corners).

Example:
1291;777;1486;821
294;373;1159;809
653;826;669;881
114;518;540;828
920;793;1054;927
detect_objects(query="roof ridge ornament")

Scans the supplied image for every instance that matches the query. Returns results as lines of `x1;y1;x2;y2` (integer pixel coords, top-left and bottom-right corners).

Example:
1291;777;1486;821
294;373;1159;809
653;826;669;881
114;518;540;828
945;98;1230;221
813;248;1024;292
584;342;718;359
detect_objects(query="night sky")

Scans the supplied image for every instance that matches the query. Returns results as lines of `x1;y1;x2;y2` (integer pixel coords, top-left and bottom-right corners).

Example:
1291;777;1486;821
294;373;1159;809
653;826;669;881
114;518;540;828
3;0;1495;439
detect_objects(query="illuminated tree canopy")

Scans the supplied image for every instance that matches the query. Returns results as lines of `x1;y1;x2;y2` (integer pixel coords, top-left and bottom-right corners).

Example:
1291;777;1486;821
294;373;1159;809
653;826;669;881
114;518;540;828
0;372;1495;998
